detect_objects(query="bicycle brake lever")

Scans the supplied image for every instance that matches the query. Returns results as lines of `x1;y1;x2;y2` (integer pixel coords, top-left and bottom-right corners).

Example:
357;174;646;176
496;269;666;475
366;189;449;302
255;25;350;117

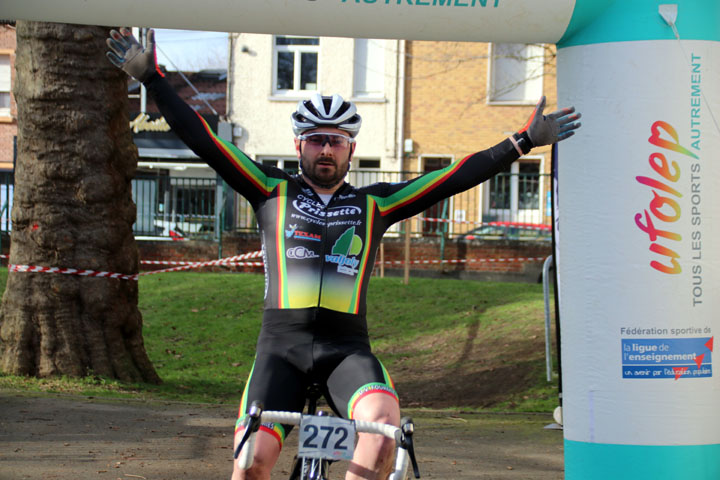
233;401;264;459
401;417;421;478
233;427;253;459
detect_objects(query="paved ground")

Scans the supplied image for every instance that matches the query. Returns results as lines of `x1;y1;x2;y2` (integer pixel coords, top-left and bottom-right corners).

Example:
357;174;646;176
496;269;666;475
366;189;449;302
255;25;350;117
0;391;564;480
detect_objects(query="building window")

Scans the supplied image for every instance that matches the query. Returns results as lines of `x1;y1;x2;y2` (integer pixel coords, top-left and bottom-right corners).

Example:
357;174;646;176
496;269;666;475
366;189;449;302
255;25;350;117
347;159;382;189
273;36;319;94
488;43;544;104
357;159;380;169
485;158;543;223
0;54;11;117
489;164;512;210
261;157;300;174
353;39;384;98
518;162;540;210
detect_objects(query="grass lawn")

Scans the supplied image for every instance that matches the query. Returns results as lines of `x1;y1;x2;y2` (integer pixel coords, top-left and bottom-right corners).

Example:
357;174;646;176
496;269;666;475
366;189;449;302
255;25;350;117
0;268;560;412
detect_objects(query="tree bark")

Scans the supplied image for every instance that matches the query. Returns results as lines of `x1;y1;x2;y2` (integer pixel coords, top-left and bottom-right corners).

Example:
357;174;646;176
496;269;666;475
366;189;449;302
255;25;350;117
0;22;160;384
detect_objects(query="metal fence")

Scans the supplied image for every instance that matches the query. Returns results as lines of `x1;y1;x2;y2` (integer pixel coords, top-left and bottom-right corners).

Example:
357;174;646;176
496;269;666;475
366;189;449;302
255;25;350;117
0;171;13;233
132;174;220;238
0;171;551;238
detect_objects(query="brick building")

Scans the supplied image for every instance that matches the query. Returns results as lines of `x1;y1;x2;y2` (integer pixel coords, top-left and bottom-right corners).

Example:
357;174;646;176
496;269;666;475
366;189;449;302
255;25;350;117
403;41;558;235
0;21;16;171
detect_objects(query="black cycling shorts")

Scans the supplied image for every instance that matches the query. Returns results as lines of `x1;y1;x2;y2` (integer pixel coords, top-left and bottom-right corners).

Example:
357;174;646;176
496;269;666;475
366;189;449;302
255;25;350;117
234;308;398;448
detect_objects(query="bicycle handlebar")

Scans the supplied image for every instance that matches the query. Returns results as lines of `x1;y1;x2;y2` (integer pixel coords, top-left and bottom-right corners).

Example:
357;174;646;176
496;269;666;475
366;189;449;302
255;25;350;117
234;402;420;478
258;411;401;439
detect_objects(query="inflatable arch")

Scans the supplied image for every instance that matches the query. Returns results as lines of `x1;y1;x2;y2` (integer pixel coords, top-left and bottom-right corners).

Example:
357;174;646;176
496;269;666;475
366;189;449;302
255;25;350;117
5;0;719;478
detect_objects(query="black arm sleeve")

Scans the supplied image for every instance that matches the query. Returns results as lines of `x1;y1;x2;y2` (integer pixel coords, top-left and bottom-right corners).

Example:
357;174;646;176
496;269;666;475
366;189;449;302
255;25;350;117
143;74;288;206
362;140;519;227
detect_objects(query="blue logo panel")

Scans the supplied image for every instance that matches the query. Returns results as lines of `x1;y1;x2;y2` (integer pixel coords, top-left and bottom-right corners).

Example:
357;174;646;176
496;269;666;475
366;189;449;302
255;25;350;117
621;338;713;379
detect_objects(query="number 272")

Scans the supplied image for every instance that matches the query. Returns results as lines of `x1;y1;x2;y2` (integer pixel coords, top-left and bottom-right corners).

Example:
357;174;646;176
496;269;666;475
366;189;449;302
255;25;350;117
302;425;349;450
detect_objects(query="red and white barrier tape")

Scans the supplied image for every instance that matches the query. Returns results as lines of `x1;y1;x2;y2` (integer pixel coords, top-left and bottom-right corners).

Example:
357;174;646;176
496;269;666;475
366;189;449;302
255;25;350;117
3;251;545;280
138;251;263;276
141;260;263;267
377;256;545;266
417;217;551;230
8;264;139;280
7;251;264;281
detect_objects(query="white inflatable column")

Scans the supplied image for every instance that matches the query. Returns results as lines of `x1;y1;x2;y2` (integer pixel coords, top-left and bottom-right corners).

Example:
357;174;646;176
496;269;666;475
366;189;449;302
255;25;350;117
555;1;720;478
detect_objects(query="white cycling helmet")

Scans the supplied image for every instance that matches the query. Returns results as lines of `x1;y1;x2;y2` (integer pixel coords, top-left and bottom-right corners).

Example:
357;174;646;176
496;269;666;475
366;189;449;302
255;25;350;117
291;93;362;138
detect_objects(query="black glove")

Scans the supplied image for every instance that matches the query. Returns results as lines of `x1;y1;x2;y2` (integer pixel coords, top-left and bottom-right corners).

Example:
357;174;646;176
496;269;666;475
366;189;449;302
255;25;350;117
106;28;162;83
513;96;582;154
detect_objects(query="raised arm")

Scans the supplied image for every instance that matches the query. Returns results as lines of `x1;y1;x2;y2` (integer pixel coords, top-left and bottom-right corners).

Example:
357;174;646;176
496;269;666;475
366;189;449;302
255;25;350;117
106;28;285;204
366;97;581;226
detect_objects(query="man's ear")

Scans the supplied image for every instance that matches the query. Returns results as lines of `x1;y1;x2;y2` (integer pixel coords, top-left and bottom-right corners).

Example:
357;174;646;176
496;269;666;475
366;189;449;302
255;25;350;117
294;138;302;158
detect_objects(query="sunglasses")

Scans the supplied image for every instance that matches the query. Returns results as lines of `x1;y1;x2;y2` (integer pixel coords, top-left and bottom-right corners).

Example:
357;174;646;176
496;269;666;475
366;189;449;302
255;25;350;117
298;133;355;149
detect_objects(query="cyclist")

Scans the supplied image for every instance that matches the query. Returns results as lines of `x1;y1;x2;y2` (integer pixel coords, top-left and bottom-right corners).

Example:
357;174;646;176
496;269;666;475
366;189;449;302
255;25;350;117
107;28;581;480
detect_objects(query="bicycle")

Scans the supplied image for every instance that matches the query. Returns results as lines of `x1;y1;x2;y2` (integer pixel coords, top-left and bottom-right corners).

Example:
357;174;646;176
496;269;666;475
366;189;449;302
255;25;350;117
234;384;420;480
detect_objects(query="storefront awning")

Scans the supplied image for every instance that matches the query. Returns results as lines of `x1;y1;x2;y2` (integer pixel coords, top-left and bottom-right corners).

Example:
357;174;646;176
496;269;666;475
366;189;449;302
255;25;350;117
137;147;199;159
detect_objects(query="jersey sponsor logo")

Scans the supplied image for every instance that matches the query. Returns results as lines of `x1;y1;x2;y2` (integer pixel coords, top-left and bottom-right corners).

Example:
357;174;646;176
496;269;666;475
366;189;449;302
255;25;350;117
287;246;320;260
285;224;321;242
325;226;363;276
290;212;325;226
290;212;362;228
328;219;362;228
293;195;362;221
297;194;324;208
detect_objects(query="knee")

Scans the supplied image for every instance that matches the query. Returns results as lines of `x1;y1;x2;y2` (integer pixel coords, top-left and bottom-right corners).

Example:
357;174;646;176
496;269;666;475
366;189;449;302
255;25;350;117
231;429;280;480
353;394;400;426
366;407;397;425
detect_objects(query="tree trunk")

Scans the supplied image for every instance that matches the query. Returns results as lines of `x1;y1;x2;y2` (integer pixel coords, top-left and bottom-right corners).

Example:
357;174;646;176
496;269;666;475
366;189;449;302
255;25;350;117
0;22;160;384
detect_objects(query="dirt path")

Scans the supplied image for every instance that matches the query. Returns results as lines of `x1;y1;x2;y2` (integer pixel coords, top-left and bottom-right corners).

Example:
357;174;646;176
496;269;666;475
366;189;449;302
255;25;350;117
0;391;564;480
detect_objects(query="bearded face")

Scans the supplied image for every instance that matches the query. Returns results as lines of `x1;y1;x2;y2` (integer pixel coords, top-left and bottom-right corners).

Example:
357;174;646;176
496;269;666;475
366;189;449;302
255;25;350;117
299;151;351;190
295;129;354;191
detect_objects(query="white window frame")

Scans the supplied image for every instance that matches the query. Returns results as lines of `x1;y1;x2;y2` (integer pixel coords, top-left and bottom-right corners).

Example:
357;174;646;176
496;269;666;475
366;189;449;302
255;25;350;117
353;39;385;99
487;43;544;105
355;158;381;169
259;156;300;173
347;158;383;189
272;35;320;96
483;155;545;224
0;52;12;118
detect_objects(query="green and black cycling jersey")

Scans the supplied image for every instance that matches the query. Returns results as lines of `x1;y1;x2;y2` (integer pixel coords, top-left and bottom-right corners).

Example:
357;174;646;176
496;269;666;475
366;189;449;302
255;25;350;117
145;74;521;338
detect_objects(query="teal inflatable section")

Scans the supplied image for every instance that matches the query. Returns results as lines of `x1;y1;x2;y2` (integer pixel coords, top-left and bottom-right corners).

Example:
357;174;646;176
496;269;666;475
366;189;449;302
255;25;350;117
565;440;720;479
559;0;720;47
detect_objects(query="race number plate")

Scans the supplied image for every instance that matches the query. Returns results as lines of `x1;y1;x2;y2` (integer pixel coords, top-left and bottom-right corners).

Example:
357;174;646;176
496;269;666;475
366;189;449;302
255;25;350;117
298;415;356;461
